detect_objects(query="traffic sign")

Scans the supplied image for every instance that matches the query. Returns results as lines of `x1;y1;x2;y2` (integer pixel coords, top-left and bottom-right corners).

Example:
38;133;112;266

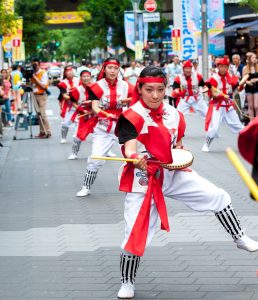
13;39;21;47
5;51;12;58
143;12;160;22
144;0;157;13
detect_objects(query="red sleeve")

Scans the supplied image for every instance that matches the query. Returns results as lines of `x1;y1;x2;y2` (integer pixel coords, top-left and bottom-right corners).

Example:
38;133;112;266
127;83;134;98
177;111;186;142
89;83;104;99
207;77;218;88
174;76;181;85
69;87;80;102
57;81;67;90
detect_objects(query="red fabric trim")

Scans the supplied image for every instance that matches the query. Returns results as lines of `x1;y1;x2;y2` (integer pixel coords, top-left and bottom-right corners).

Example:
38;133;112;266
125;163;169;256
76;116;98;141
205;101;214;131
177;112;186;142
238;117;258;164
130;153;139;159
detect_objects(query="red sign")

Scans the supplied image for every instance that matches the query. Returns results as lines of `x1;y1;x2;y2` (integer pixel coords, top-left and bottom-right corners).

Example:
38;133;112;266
172;29;181;38
144;0;157;13
12;39;21;47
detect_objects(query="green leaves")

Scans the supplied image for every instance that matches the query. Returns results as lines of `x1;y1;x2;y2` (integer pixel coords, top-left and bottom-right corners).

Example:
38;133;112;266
239;0;258;13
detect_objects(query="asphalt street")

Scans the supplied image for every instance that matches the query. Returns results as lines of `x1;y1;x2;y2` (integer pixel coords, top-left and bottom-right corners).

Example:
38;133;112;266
0;87;257;300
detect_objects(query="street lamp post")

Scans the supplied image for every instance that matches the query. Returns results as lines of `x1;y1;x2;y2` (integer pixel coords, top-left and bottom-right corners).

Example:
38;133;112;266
201;0;209;80
131;0;141;57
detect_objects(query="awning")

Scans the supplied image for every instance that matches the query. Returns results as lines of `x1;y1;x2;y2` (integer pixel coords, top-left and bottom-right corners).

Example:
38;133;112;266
223;19;258;36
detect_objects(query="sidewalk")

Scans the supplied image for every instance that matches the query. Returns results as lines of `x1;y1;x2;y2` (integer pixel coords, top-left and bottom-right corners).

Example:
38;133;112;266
0;87;257;300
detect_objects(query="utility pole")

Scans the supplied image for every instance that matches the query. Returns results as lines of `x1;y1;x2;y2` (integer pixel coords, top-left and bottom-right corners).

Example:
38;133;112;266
201;0;209;80
131;0;141;59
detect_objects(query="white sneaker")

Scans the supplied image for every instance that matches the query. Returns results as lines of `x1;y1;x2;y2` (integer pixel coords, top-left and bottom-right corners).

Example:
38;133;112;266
117;282;134;299
235;235;258;252
60;138;67;144
68;153;78;160
76;187;90;197
201;143;210;152
106;151;116;157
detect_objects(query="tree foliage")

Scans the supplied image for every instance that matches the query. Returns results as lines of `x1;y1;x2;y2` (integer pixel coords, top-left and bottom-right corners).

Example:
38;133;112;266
240;0;258;13
0;0;18;34
79;0;132;49
15;0;46;57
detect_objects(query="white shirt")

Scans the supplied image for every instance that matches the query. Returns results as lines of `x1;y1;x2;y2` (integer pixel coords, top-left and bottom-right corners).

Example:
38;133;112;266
124;67;141;85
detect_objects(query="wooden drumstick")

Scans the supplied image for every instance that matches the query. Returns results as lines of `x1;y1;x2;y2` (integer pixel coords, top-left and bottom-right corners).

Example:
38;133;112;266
91;156;166;164
211;86;228;98
226;148;258;201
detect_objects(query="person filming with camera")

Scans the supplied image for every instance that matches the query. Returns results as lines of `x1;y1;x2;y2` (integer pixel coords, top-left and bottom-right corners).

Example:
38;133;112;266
30;58;51;138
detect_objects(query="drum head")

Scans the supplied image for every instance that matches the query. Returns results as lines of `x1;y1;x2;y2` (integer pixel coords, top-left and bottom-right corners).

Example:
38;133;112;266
162;149;194;170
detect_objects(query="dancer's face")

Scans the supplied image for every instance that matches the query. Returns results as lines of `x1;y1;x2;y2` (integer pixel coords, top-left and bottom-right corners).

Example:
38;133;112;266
81;73;91;85
138;82;166;110
105;63;119;81
218;64;228;75
65;69;74;79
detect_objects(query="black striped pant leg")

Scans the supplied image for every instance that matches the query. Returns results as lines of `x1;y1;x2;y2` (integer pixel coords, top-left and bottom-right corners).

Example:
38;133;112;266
72;138;81;155
215;203;244;240
83;169;98;189
120;253;140;285
206;136;214;147
61;126;69;139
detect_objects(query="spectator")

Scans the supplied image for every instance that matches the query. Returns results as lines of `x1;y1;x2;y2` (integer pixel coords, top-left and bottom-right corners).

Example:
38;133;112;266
166;55;182;87
243;53;258;118
31;58;52;138
1;69;12;126
11;64;23;112
124;61;141;85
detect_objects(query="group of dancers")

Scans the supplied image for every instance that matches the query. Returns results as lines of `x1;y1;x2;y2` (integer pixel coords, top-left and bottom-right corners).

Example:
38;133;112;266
57;58;258;299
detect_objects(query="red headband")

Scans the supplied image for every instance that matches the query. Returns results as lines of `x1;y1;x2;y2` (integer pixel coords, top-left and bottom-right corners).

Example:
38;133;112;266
104;61;120;67
80;70;91;76
64;67;73;73
138;77;166;84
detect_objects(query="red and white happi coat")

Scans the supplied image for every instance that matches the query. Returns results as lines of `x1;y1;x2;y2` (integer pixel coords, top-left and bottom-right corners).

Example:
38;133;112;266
205;72;238;131
91;78;134;132
117;99;185;256
118;100;186;193
70;84;97;141
174;73;203;101
58;77;80;118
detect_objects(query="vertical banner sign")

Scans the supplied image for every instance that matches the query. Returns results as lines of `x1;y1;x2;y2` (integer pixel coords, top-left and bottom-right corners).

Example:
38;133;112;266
173;0;198;60
124;12;148;52
172;28;181;53
207;0;225;56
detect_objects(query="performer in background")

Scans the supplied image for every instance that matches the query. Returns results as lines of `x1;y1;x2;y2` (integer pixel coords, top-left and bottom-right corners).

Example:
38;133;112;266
68;69;97;160
172;60;208;118
238;116;258;199
57;65;80;144
76;58;134;197
202;58;244;152
115;66;258;299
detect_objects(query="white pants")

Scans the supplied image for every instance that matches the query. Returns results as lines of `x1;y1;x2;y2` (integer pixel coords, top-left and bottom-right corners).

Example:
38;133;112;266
177;96;208;118
122;169;231;253
61;109;76;128
87;123;117;172
207;107;244;139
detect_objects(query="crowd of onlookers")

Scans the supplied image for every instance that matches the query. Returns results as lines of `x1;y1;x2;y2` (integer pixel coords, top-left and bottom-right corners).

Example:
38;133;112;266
0;51;257;140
